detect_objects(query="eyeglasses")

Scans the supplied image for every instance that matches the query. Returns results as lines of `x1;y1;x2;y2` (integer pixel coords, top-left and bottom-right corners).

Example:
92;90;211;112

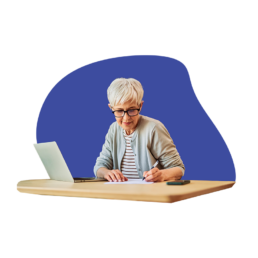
111;108;141;118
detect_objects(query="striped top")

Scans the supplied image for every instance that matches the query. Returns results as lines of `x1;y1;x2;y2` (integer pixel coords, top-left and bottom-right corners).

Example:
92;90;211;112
121;130;140;179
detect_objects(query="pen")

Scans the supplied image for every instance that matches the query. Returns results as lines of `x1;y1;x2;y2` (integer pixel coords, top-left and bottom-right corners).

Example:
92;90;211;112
142;160;159;181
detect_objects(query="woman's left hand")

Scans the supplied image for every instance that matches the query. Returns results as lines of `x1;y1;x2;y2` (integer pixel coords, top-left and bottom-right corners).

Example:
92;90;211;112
143;167;166;182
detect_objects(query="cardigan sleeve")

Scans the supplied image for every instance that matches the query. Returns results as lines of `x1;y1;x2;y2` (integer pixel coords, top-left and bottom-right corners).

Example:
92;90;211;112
93;125;114;176
150;122;185;175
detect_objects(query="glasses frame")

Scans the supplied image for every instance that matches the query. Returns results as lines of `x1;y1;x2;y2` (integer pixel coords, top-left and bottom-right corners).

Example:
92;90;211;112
111;108;141;118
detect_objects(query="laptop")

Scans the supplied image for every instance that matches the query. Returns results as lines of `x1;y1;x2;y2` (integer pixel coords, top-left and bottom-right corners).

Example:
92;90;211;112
34;141;107;183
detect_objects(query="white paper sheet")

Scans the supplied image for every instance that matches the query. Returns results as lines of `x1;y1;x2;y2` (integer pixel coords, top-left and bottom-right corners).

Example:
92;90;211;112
104;179;154;184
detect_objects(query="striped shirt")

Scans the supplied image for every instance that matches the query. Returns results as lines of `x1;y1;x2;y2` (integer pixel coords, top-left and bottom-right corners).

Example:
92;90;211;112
121;130;140;179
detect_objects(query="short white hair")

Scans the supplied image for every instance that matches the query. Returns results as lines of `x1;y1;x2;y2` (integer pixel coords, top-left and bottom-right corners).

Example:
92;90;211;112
107;78;144;107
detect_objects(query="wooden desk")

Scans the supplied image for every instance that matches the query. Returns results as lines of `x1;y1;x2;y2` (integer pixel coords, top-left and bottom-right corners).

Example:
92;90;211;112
17;179;235;203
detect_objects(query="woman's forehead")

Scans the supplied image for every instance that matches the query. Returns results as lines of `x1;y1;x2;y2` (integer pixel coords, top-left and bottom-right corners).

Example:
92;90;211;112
113;101;138;109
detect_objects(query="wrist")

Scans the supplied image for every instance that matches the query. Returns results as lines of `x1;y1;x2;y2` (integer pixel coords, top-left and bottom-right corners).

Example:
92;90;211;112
97;167;110;178
161;167;183;181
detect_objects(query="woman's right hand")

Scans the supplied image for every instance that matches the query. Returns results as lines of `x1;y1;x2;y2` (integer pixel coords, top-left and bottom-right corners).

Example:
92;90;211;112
104;169;128;182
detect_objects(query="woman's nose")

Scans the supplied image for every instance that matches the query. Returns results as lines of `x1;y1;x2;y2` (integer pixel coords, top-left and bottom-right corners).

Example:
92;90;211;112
123;112;130;120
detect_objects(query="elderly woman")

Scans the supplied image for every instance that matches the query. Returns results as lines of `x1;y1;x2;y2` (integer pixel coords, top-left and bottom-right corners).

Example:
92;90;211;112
93;78;185;182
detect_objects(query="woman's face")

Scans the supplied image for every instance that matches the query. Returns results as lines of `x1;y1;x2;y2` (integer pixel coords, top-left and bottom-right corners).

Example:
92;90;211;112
108;100;144;133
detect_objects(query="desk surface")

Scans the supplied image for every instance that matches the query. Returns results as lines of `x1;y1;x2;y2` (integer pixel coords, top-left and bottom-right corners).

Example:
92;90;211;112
17;179;235;203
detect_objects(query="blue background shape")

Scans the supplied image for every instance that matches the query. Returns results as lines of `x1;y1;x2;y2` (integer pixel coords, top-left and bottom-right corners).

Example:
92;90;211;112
36;56;235;181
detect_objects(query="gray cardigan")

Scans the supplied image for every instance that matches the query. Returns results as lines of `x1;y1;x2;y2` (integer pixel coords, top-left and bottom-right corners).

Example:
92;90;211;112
93;115;185;178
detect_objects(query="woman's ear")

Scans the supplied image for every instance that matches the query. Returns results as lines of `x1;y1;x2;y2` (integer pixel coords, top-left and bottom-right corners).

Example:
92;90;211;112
140;100;144;110
108;104;111;109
